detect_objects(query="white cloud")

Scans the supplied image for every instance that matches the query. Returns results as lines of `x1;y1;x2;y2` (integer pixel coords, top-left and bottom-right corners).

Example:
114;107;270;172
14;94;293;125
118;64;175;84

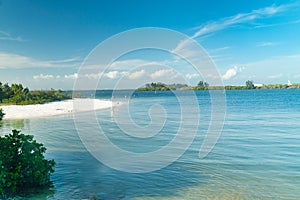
222;66;244;80
33;74;55;80
127;69;146;79
105;71;119;79
83;72;103;79
34;73;81;80
150;69;178;79
83;71;128;79
33;71;133;81
64;73;78;79
186;73;200;80
0;31;25;42
0;52;80;68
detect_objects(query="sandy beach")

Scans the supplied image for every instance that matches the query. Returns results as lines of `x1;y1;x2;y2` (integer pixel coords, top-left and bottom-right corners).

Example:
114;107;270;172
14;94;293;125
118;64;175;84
1;99;112;120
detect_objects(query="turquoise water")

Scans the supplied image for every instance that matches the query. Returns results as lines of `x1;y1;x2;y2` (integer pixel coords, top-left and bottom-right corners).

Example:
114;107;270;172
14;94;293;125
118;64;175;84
1;90;300;199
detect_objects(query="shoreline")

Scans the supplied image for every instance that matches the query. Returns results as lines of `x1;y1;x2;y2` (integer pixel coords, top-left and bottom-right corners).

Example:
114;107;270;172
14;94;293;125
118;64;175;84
0;98;112;120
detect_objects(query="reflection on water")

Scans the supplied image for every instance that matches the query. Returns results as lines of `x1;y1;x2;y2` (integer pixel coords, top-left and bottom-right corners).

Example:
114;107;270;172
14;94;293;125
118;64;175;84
0;118;30;133
51;151;210;199
0;90;300;199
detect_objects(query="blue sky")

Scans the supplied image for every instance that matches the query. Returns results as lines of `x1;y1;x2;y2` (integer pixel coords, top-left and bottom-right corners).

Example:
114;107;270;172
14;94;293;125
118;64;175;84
1;0;300;89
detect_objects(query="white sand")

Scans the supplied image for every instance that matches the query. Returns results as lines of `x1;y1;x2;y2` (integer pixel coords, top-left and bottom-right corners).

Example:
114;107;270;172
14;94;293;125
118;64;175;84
1;99;112;120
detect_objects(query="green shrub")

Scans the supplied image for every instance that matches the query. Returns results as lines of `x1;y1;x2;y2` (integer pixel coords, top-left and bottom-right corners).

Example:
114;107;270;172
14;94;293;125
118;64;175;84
0;108;4;121
0;130;55;198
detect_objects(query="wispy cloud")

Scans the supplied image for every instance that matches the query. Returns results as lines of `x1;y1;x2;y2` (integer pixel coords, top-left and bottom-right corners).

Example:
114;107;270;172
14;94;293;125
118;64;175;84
186;73;200;80
33;74;60;80
0;52;81;68
172;3;294;64
149;69;179;80
235;54;300;83
254;19;300;29
84;59;173;72
109;59;173;71
192;4;291;38
243;53;300;68
0;31;25;42
209;46;231;53
257;42;280;47
267;74;283;79
127;69;146;79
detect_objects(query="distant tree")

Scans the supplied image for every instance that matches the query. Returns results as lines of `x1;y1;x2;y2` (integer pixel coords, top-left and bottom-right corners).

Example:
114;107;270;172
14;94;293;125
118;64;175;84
2;83;13;100
195;80;209;90
0;130;55;198
245;80;255;89
0;108;4;121
0;82;3;102
197;80;209;87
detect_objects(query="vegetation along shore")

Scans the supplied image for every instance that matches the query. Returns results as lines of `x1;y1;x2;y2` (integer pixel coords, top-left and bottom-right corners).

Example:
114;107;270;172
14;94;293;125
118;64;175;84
0;82;71;105
137;80;300;91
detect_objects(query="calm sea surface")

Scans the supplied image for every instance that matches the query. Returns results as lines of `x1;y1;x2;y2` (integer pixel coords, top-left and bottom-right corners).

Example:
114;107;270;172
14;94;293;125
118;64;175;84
1;90;300;199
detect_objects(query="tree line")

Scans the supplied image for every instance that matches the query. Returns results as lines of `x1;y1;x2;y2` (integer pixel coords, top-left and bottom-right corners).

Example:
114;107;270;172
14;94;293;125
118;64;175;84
0;82;71;105
138;80;300;91
137;82;171;91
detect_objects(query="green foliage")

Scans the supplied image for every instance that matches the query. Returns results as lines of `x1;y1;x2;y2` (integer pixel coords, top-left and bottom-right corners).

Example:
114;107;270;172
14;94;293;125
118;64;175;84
137;81;300;91
289;83;300;89
137;82;171;91
197;80;209;87
0;108;4;121
192;80;209;90
0;82;71;105
245;80;255;89
224;85;247;90
260;84;289;89
0;130;55;198
28;89;70;104
167;83;188;90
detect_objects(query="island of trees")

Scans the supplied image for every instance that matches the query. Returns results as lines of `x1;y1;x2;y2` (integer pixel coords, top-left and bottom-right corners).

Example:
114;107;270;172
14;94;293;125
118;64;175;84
0;82;71;105
137;80;300;91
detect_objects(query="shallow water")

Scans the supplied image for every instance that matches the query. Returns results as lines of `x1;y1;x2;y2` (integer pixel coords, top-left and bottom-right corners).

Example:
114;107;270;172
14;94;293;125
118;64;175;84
0;90;299;199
